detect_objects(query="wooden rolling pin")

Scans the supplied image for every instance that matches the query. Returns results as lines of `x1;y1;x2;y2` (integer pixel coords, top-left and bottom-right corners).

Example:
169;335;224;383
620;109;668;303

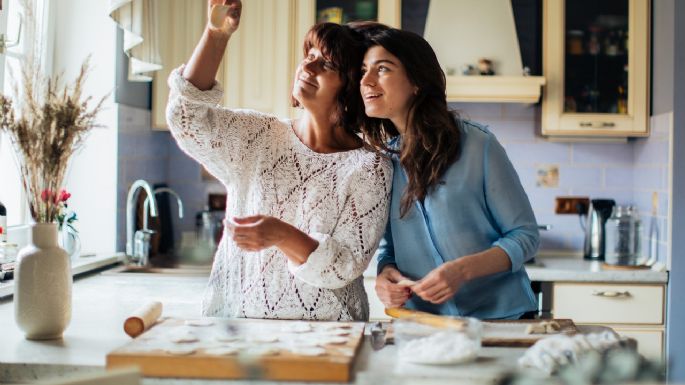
124;301;162;338
385;307;467;330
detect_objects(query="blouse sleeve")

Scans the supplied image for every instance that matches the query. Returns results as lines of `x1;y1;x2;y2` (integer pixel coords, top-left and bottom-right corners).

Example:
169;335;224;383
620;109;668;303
166;66;279;184
288;154;393;289
375;221;396;275
483;134;540;272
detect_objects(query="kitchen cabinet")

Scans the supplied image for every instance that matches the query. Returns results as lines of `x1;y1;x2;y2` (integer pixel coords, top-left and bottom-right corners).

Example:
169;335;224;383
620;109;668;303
541;0;650;137
552;282;666;359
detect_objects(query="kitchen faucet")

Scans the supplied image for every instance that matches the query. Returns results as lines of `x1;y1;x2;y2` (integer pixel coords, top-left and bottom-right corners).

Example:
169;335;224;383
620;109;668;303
126;180;158;264
132;188;184;267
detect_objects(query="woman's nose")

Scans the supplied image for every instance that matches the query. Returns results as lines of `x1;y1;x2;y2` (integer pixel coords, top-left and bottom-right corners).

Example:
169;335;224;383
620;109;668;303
361;70;376;86
302;59;318;75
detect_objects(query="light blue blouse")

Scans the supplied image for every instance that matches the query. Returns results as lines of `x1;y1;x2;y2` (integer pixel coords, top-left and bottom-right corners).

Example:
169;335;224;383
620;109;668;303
376;120;539;319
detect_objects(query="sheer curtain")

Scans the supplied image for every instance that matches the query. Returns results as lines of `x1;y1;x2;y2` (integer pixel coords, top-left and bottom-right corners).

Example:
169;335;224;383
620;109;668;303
0;0;52;226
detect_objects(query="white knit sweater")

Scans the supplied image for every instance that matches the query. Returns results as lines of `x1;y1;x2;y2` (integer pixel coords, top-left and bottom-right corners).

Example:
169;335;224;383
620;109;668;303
166;68;392;321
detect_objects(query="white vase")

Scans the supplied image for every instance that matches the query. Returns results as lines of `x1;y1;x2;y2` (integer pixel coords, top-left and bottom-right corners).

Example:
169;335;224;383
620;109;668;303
14;223;72;340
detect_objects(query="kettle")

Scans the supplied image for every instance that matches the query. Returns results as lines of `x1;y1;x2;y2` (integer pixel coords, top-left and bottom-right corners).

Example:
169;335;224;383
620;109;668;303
582;199;616;260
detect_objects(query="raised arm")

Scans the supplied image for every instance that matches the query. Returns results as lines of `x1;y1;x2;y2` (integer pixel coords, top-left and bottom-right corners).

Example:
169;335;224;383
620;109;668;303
183;0;242;90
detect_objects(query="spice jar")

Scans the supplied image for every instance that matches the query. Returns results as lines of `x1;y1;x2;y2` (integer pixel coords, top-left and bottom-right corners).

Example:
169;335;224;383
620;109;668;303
567;30;584;55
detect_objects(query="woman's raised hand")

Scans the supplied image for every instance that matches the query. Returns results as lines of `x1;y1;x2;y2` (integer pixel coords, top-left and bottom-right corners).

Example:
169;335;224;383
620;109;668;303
208;0;242;36
225;215;286;252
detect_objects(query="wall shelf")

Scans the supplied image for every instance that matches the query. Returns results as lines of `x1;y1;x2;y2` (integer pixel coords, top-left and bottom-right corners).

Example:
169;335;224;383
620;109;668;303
445;75;546;104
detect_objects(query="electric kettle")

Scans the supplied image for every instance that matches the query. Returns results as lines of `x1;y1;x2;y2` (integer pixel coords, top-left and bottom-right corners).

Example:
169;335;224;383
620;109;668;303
583;199;616;260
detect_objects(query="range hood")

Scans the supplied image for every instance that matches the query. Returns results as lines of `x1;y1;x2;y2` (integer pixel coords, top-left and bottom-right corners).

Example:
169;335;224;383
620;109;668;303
424;0;545;103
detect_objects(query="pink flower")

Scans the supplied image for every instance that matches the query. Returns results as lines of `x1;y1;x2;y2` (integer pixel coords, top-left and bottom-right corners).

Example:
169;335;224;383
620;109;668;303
57;189;71;203
41;189;53;203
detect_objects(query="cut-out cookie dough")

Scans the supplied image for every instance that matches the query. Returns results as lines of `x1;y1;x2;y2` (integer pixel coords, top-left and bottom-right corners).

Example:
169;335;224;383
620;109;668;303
184;319;214;327
245;346;280;356
209;5;229;29
281;322;313;333
170;332;199;343
166;346;197;356
396;279;416;287
247;334;279;343
287;347;326;356
525;320;561;334
204;347;240;356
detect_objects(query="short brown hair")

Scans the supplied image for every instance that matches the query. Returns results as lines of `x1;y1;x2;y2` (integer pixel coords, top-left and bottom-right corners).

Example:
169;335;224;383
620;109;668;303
291;23;365;135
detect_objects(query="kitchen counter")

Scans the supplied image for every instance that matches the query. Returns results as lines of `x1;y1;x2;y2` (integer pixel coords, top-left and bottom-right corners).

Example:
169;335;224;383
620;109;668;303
0;269;594;385
364;255;669;284
0;253;124;298
524;256;668;283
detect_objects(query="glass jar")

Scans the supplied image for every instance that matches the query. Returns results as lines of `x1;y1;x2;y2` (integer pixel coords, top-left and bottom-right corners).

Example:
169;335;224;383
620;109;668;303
604;205;641;265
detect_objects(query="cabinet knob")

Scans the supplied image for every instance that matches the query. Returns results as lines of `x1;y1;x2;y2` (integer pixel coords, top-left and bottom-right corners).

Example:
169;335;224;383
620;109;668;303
592;290;631;298
579;121;616;129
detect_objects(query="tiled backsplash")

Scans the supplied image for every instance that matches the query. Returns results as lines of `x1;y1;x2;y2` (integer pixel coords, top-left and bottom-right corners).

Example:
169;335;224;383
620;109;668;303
452;103;672;263
117;103;672;264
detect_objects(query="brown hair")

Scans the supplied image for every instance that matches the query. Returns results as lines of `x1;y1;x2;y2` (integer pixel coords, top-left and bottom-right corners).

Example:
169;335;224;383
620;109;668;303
358;28;462;217
291;23;365;135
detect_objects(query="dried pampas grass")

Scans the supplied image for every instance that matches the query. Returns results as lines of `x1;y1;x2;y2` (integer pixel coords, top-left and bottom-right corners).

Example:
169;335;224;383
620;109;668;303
0;56;107;223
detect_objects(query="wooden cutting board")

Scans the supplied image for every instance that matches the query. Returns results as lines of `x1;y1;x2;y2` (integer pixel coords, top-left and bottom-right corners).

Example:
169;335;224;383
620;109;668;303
107;318;365;382
482;319;578;347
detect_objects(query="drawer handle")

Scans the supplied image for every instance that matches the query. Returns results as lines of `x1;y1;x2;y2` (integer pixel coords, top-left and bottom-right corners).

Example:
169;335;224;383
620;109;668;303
579;121;616;129
592;290;631;298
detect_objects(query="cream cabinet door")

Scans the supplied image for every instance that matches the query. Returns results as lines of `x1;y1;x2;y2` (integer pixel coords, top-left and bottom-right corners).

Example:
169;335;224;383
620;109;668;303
615;328;664;360
541;0;650;137
552;283;664;325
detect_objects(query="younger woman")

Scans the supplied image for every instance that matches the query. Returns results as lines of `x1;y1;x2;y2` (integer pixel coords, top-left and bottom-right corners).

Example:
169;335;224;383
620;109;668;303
360;27;539;319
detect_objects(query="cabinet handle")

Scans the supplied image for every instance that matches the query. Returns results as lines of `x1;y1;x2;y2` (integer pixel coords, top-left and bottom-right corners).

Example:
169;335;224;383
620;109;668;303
592;290;631;298
579;121;616;129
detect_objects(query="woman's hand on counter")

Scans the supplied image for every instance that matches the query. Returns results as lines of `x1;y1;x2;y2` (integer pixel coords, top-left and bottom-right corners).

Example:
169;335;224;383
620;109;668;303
375;265;412;308
412;260;466;304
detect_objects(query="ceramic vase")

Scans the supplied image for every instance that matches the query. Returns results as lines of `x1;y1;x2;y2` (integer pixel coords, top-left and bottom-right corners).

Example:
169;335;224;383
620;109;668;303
14;223;72;340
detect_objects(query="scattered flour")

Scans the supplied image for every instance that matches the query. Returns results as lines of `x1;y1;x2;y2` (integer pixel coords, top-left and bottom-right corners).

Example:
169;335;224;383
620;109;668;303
397;331;480;365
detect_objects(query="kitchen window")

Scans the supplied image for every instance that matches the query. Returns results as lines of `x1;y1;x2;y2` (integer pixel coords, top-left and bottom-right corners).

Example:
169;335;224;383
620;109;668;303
0;0;53;226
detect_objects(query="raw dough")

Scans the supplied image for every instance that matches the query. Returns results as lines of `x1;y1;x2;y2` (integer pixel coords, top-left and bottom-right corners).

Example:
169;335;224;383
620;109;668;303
525;321;561;335
214;334;240;343
245;346;280;356
185;319;214;327
209;5;229;29
397;279;416;287
204;347;240;356
321;336;348;345
166;346;196;356
247;334;279;343
170;332;199;343
287;347;327;356
281;322;313;333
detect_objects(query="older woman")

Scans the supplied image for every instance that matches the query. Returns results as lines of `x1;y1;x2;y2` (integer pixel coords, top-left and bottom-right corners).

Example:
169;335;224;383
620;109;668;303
166;0;392;320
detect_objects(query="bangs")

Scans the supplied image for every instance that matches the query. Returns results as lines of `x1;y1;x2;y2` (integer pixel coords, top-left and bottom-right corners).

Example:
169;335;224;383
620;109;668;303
302;23;346;70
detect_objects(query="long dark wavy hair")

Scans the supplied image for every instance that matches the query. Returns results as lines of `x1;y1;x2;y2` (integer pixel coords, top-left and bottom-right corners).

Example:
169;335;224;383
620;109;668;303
291;22;365;136
358;27;462;217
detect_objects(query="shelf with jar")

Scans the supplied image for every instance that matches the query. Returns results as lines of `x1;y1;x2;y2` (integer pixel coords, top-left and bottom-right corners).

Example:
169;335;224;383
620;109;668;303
542;0;650;138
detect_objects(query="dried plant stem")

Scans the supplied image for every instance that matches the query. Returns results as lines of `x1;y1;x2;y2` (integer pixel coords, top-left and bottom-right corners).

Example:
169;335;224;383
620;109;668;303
0;56;107;223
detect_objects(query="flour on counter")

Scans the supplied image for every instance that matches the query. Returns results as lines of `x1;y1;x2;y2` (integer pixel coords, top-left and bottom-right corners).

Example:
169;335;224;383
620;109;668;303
397;331;480;365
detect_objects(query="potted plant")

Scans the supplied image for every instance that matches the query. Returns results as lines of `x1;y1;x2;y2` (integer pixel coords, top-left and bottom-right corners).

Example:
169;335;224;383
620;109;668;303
0;56;105;339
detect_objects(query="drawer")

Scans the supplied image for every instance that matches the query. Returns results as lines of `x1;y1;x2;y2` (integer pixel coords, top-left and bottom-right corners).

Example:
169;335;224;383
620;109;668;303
364;277;390;321
615;328;664;360
552;283;664;325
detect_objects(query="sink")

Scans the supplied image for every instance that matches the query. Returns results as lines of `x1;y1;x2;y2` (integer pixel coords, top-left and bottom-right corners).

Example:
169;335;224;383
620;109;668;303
104;263;211;276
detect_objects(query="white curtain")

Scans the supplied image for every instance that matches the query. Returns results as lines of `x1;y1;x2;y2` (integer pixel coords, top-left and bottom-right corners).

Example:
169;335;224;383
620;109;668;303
109;0;163;81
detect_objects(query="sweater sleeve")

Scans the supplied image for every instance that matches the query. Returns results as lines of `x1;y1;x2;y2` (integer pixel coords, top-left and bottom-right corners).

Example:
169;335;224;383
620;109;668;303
165;66;279;184
483;133;540;272
288;154;393;289
375;221;396;275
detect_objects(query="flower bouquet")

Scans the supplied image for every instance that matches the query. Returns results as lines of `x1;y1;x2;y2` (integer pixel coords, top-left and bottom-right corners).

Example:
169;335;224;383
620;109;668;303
0;54;105;339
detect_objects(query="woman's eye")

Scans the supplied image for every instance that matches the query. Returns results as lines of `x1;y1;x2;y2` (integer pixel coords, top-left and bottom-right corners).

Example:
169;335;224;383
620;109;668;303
378;66;388;72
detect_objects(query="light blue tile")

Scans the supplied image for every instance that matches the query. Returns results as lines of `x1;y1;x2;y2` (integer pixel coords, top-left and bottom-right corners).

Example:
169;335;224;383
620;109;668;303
634;137;670;164
505;142;571;167
571;143;634;165
605;166;635;189
559;166;603;188
632;166;666;190
450;103;504;120
490;121;539;142
502;104;540;121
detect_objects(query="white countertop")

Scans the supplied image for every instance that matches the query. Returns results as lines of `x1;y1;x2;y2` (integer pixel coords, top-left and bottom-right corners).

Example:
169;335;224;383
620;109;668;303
0;253;124;298
364;255;669;284
524;256;668;283
0;271;524;384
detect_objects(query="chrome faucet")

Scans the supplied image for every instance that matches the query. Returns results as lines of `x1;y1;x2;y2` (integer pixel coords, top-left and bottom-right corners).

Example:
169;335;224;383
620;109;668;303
143;187;184;230
126;180;158;263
